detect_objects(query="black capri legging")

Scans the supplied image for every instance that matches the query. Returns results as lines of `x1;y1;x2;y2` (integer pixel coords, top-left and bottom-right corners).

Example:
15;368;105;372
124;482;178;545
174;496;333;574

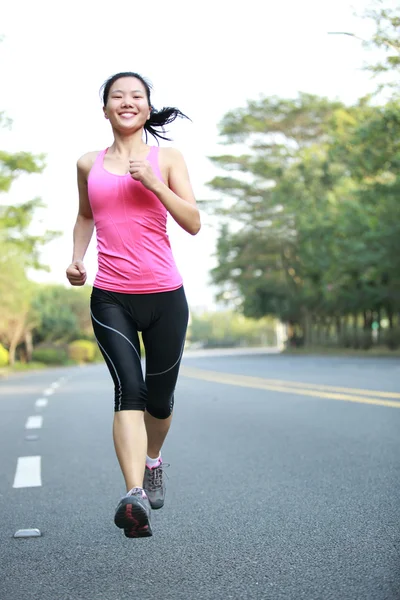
90;285;189;418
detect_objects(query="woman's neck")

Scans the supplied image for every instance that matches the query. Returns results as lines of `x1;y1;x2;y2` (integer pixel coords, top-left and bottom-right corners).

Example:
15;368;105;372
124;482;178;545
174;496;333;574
109;129;149;158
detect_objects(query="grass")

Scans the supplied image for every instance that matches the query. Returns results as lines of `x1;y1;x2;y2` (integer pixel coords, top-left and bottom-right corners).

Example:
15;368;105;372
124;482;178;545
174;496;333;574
0;357;106;379
0;361;48;378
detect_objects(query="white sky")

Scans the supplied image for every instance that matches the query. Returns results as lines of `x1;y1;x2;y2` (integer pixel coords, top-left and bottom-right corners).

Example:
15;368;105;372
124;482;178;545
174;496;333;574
0;0;384;310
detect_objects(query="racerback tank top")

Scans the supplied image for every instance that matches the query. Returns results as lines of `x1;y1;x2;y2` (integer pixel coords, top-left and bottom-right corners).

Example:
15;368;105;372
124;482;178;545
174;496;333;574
87;146;183;294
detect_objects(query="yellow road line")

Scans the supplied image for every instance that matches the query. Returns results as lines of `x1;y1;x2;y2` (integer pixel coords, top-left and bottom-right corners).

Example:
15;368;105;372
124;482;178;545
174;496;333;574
180;367;400;409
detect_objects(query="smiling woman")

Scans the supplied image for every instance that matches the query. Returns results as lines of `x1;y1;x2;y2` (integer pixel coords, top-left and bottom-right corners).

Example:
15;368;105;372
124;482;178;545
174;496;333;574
65;71;201;540
101;71;190;145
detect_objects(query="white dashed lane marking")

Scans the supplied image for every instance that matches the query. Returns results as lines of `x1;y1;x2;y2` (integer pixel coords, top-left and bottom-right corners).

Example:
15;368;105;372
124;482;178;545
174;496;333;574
25;416;43;430
13;456;42;488
35;398;48;408
11;376;68;494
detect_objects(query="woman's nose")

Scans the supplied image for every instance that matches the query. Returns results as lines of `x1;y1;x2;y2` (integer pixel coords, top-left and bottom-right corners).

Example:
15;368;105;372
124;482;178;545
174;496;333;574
121;97;134;107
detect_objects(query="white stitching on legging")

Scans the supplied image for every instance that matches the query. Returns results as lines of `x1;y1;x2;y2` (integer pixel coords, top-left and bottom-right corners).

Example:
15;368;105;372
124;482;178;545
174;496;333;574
90;311;142;363
95;337;122;410
146;340;185;377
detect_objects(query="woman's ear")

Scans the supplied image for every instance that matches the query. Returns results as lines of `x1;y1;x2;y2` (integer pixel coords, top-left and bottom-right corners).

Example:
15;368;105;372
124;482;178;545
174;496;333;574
103;107;109;120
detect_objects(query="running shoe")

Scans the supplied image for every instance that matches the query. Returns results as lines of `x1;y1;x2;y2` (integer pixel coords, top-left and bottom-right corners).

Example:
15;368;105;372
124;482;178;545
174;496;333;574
114;487;152;538
143;461;169;510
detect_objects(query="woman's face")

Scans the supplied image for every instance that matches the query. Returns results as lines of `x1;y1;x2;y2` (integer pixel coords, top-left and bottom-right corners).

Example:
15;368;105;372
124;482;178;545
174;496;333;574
104;77;151;132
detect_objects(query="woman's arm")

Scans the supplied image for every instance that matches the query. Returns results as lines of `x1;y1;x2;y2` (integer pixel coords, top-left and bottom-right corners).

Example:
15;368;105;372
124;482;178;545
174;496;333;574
66;153;96;286
129;148;201;235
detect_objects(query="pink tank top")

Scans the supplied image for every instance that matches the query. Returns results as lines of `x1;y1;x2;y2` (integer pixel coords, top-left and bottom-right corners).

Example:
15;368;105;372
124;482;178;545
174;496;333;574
88;146;183;293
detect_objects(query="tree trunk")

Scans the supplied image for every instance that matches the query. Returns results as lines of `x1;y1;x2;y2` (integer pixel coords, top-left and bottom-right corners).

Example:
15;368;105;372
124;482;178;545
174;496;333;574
343;315;349;334
324;317;331;345
386;304;394;329
335;316;341;345
377;307;382;344
315;317;322;344
8;316;26;366
363;310;373;331
25;330;33;362
353;313;359;348
302;309;312;347
335;316;341;336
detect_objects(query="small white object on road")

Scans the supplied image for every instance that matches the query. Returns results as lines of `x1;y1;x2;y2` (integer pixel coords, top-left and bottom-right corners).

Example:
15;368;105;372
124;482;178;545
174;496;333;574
13;456;42;488
51;382;60;389
13;528;42;538
43;388;54;396
35;398;48;408
25;416;43;430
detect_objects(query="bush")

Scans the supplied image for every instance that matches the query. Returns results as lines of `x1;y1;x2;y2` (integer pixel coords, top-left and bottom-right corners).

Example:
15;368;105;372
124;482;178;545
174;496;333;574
383;328;400;350
338;331;373;350
358;331;373;350
13;361;47;371
68;340;96;363
32;347;68;365
0;344;9;367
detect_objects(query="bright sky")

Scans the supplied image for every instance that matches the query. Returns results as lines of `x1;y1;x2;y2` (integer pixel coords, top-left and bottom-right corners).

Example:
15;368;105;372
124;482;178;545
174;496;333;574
1;0;382;310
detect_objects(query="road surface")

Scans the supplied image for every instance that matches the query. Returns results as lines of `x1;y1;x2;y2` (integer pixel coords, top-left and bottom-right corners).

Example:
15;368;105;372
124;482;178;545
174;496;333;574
1;352;399;600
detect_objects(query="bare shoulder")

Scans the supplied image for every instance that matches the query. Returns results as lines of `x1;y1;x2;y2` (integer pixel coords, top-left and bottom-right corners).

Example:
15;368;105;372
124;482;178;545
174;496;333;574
159;146;185;166
77;151;101;177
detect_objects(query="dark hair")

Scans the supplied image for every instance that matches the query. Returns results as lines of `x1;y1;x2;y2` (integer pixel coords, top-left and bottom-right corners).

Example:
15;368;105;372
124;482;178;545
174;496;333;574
100;71;190;142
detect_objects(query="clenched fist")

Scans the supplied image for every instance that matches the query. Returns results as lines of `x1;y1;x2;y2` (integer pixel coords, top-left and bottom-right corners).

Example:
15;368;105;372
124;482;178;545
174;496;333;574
66;260;87;286
129;160;159;191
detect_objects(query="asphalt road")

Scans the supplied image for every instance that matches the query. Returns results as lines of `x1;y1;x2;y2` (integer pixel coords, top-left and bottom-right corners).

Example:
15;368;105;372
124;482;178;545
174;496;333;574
1;352;399;600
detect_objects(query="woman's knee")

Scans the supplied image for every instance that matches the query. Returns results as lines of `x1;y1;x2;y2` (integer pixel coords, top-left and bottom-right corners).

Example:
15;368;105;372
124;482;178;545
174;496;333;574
146;394;174;419
114;381;147;412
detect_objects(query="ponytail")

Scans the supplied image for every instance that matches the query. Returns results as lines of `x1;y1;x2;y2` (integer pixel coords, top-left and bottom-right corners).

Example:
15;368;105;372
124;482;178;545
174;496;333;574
145;107;190;142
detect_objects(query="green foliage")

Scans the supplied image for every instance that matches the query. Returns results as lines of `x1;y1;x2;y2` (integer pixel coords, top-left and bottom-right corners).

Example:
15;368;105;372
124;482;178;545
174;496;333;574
0;199;60;271
32;347;68;365
12;361;47;371
206;88;400;348
189;311;276;348
0;151;45;193
382;328;400;350
32;285;93;344
362;3;400;83
68;340;97;363
202;4;400;351
0;343;9;367
0;98;61;361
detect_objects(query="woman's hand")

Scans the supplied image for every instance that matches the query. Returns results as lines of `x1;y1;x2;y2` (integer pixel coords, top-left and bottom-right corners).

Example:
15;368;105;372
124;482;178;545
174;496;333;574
129;160;159;191
66;260;87;286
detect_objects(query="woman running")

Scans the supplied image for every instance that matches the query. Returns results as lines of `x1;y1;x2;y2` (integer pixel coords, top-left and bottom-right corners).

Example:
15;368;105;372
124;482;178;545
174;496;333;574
66;71;200;538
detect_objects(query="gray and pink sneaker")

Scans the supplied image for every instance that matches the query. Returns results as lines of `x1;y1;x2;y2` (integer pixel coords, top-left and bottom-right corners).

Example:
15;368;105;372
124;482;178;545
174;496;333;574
143;460;169;510
114;487;152;538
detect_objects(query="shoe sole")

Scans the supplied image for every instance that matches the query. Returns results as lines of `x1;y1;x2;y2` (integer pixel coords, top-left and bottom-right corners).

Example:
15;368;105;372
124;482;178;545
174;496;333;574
148;498;164;510
114;499;152;538
144;485;166;510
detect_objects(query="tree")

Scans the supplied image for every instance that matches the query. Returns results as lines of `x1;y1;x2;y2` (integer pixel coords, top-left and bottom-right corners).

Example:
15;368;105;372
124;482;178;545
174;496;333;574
207;95;346;325
364;2;400;78
0;110;60;362
0;247;39;364
206;91;400;347
32;285;93;345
